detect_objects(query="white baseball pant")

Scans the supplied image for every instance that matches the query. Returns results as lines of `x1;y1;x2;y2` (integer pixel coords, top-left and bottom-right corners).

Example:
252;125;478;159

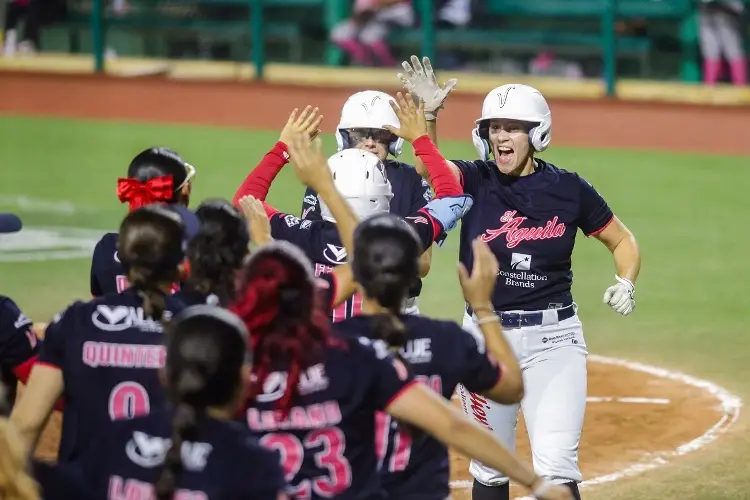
457;307;588;485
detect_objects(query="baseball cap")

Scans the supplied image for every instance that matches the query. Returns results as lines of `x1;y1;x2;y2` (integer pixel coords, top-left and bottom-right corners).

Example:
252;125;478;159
0;213;22;234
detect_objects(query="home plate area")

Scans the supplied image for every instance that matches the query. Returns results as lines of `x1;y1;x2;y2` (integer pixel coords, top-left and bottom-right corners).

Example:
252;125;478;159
446;355;739;499
30;354;739;499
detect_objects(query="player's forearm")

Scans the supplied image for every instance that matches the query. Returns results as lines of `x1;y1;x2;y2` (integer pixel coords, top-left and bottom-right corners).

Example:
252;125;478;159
612;229;640;283
418;247;432;277
394;388;538;492
412;136;462;198
10;366;63;456
447;417;539;492
233;142;289;205
316;183;358;258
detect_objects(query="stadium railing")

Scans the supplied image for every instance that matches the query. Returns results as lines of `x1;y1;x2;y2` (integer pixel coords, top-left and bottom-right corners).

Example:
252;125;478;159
85;0;702;96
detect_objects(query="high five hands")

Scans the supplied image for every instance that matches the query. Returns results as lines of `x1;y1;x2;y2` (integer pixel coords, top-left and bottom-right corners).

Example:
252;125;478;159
382;92;428;143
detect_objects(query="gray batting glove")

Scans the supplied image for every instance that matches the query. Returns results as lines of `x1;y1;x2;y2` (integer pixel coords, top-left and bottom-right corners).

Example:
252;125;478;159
397;55;458;121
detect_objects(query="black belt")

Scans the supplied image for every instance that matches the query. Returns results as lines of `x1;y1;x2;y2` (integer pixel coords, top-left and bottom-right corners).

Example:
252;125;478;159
467;303;575;328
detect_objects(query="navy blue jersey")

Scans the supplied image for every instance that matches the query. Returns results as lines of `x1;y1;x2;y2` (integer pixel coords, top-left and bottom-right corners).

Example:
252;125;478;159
335;315;500;499
300;160;432;221
90;232;127;297
0;295;41;410
74;408;286;500
454;159;614;312
267;207;442;322
38;289;186;462
244;335;415;499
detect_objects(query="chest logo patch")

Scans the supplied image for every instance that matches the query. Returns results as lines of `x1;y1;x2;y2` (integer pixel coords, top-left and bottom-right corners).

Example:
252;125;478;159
481;210;566;249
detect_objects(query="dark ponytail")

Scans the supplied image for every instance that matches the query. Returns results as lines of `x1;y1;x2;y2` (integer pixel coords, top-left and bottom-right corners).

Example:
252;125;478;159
156;306;250;500
155;394;201;500
118;205;185;323
352;214;422;363
186;199;249;306
367;273;409;365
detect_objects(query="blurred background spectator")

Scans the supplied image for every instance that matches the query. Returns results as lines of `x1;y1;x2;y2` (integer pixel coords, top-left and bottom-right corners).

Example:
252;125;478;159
331;0;414;67
2;0;67;56
699;0;746;85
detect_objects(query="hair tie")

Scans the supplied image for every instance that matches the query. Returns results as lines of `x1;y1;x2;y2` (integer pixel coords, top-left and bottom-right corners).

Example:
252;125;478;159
117;175;175;211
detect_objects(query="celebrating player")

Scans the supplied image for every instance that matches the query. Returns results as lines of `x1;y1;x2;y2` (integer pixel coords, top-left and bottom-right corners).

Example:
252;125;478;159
335;214;574;500
90;147;198;297
233;94;472;322
174;199;250;307
12;205;194;462
231;238;571;500
398;56;642;500
0;213;43;411
300;90;436;314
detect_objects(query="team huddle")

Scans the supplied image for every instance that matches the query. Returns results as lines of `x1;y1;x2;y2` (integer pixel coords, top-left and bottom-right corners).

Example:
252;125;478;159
0;56;640;500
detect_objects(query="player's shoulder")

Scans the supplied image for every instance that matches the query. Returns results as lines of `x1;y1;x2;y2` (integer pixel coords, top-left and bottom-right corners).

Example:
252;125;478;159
94;232;118;252
0;294;23;317
537;159;589;185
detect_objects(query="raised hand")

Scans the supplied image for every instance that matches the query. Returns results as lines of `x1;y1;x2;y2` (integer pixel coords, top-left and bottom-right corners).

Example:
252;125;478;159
287;133;331;192
238;195;273;246
279;105;323;146
381;92;428;143
397;55;457;120
458;238;499;310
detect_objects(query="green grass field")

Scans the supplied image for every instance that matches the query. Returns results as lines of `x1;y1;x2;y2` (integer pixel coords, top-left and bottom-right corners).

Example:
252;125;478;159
0;115;748;499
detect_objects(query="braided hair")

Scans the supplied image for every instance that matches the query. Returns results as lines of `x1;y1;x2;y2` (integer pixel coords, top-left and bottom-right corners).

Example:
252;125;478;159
155;306;250;500
118;205;185;322
185;199;249;306
230;241;335;418
351;213;422;367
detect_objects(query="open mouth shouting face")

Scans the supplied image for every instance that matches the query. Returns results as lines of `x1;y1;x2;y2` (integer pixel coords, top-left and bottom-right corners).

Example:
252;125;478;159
488;119;535;175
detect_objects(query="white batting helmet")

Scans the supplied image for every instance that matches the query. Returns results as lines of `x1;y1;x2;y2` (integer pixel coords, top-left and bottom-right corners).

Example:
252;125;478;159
319;149;394;223
472;84;552;160
335;90;404;157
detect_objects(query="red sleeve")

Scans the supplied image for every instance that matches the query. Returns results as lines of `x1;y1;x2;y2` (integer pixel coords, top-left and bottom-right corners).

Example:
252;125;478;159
261;201;280;218
233;142;289;205
412;135;462;198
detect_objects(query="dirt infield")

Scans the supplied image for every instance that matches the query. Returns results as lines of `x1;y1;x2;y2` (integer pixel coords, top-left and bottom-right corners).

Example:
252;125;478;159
6;73;744;498
2;72;750;154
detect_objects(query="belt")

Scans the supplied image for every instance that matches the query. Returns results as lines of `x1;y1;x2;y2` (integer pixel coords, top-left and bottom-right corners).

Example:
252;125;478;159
467;303;575;328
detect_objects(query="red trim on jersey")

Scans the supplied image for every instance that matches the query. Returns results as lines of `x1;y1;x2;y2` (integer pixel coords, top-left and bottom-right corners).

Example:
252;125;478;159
328;272;339;311
413;135;462;198
12;355;37;385
586;214;614;237
233;141;289;206
262;201;280;218
417;208;443;242
33;360;62;370
384;379;420;410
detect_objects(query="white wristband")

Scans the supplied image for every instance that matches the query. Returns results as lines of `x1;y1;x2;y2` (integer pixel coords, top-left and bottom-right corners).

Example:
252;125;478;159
615;275;635;292
532;478;553;498
476;314;500;325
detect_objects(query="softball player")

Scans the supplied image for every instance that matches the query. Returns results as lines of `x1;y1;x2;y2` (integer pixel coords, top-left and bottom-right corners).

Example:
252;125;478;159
12;205;194;462
90;147;197;297
398;56;641;500
299;91;435;315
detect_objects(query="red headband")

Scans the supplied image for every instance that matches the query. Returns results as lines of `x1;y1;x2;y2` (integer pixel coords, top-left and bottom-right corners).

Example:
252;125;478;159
117;175;174;211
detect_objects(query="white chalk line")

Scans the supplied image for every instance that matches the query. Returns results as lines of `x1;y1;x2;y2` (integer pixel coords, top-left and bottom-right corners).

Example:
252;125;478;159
449;354;743;496
0;195;98;215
